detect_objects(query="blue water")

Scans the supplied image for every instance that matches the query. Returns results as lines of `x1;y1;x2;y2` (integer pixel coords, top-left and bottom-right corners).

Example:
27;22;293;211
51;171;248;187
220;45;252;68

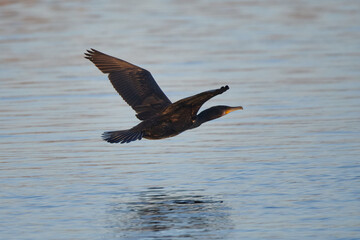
1;0;360;239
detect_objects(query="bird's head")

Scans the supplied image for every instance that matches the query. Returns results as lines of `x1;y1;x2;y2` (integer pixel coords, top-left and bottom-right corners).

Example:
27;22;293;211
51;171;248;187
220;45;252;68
192;105;243;128
208;105;243;118
222;105;244;115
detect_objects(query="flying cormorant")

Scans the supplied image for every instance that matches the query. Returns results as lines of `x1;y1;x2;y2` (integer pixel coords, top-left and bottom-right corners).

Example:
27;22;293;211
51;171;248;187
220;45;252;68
85;49;243;144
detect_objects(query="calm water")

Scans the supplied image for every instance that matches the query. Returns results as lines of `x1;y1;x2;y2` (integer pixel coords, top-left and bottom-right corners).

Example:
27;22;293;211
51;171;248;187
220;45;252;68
1;0;360;239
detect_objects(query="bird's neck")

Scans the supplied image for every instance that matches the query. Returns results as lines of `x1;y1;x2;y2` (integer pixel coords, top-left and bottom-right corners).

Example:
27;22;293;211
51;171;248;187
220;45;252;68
190;118;202;129
190;107;221;129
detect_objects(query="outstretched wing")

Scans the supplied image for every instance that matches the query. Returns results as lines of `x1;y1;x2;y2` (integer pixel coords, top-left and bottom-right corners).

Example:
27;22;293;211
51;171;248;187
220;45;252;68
85;49;172;120
163;85;229;117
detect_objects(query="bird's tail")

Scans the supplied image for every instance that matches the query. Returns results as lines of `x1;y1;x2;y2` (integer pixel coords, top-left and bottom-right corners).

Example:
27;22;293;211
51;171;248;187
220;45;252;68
102;130;143;144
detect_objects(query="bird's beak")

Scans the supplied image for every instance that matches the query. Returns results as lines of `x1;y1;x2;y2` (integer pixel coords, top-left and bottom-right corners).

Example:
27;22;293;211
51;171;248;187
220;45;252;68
225;106;243;114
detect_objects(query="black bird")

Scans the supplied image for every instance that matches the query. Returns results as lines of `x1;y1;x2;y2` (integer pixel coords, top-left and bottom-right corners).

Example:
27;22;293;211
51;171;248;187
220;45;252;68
85;49;243;144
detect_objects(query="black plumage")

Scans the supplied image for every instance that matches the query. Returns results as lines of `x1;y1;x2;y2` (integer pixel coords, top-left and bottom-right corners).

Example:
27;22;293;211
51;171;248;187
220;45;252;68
85;49;243;144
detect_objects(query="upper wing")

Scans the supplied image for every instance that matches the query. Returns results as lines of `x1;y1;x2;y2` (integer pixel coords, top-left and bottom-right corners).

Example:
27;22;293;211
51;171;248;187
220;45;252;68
85;49;172;120
162;86;229;117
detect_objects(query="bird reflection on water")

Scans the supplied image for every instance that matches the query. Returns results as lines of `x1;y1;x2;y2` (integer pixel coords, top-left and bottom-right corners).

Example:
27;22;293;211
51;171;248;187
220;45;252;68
108;187;232;239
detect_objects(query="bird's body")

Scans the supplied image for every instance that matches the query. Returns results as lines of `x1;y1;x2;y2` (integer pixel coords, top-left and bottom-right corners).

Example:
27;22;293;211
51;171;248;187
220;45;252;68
85;49;243;144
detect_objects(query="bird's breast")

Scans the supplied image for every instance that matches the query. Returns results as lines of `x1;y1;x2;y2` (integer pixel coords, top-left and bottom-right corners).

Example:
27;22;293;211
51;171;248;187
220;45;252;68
142;114;193;140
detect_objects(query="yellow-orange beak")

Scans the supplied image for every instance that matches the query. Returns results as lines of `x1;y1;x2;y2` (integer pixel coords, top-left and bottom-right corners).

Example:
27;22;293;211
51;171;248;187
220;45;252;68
225;106;243;114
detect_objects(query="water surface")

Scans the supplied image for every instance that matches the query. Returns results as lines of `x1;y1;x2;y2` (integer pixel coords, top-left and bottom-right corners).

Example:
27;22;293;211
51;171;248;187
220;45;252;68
1;0;360;239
